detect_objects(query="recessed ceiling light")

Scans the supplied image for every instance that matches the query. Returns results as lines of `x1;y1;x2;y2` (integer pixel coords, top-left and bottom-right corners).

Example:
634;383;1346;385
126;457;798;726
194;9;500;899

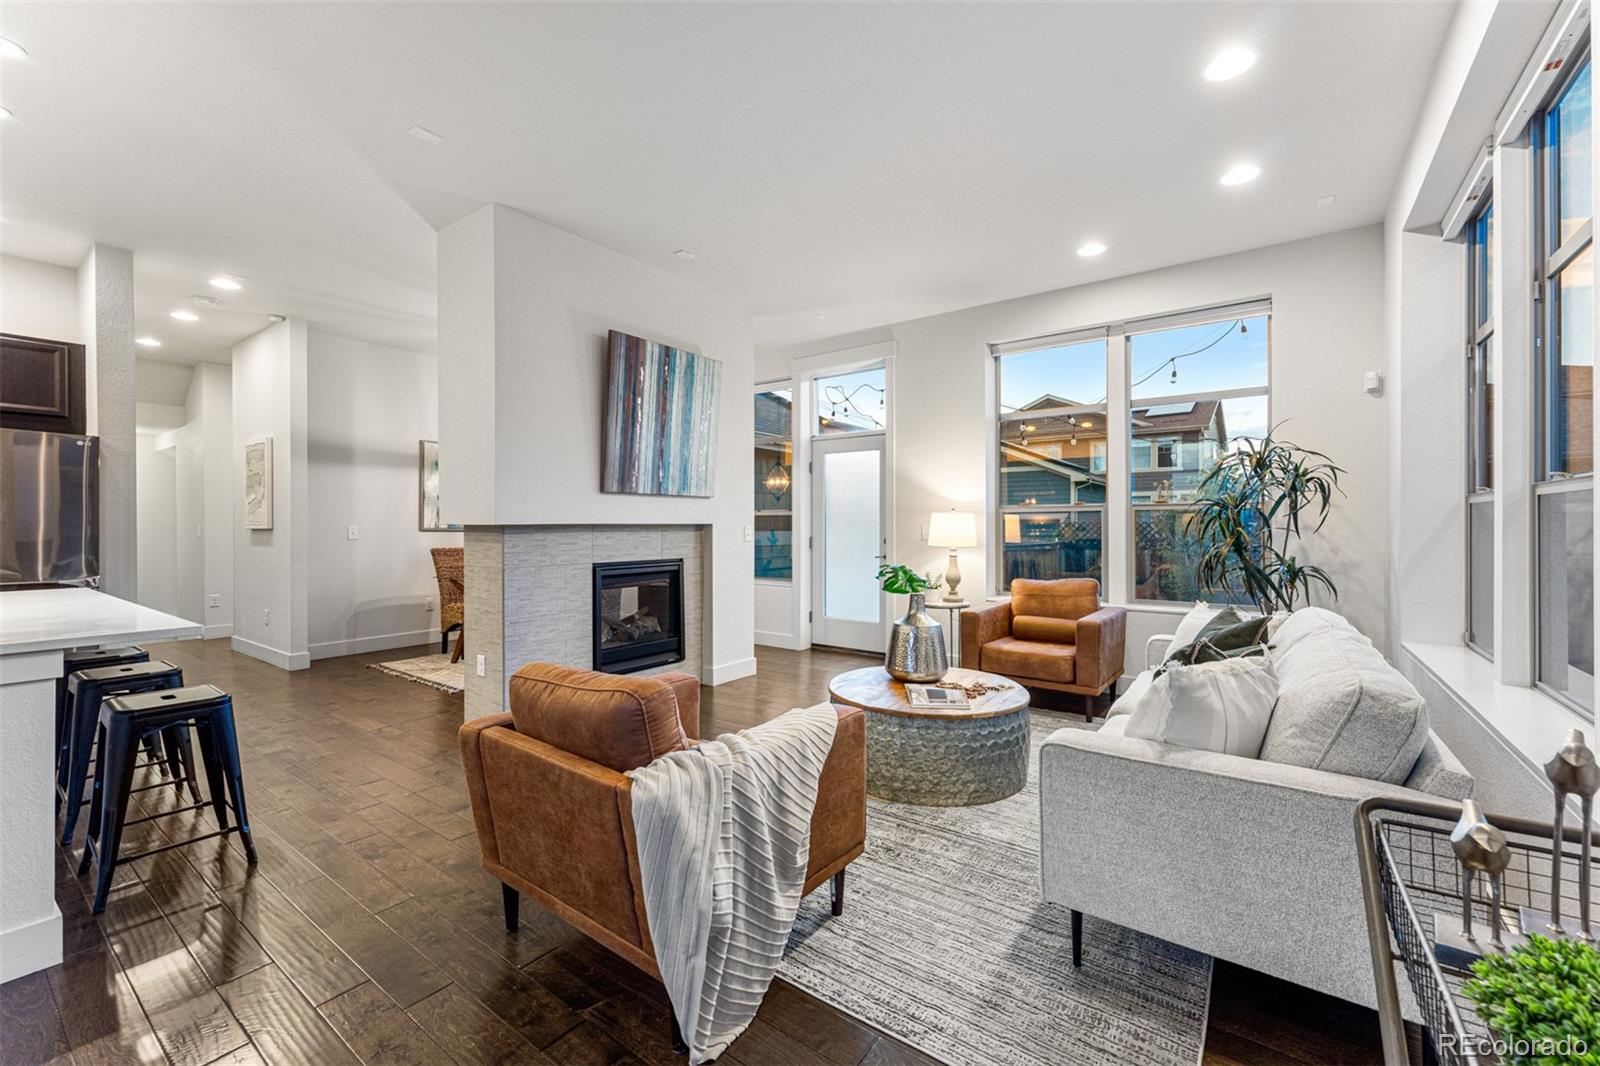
811;312;828;320
191;294;219;307
135;336;162;348
267;313;286;323
1204;47;1256;82
1077;241;1108;257
0;38;26;60
1316;194;1337;209
673;249;696;260
209;275;243;291
170;309;199;322
1219;163;1262;186
408;125;443;145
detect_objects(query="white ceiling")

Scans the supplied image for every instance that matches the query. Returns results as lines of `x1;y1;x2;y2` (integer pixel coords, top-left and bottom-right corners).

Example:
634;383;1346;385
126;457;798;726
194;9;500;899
1;2;1457;360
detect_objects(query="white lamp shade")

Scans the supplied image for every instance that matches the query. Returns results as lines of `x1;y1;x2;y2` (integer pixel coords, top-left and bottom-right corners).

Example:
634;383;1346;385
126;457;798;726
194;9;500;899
928;510;978;549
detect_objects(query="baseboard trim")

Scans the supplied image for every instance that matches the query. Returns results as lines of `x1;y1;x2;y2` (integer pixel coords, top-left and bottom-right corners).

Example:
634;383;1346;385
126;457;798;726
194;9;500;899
203;623;234;640
706;656;758;685
0;905;62;983
231;636;311;672
754;630;804;651
308;629;439;661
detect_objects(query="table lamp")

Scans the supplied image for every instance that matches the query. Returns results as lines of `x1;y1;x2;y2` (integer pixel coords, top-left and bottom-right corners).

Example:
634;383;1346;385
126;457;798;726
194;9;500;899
928;510;978;603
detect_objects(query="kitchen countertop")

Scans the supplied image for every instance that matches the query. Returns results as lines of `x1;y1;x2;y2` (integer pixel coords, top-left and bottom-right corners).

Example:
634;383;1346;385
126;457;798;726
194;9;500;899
0;587;203;655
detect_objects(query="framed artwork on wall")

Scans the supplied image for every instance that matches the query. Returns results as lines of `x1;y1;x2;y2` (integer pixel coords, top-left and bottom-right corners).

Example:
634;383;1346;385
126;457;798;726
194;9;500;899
601;329;721;497
419;440;460;530
244;436;273;530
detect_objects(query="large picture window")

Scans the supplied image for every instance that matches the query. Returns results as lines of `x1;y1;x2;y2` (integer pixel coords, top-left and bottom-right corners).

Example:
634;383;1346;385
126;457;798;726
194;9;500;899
991;302;1270;600
1534;54;1594;714
1467;198;1495;657
995;336;1108;589
754;387;794;580
1129;311;1269;603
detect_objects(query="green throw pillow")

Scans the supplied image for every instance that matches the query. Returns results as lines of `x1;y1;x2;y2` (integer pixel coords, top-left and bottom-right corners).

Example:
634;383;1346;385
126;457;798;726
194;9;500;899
1154;638;1268;677
1194;611;1272;653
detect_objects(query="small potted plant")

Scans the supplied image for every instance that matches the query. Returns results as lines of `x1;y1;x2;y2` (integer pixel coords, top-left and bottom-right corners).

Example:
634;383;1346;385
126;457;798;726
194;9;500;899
876;564;946;682
1463;934;1600;1065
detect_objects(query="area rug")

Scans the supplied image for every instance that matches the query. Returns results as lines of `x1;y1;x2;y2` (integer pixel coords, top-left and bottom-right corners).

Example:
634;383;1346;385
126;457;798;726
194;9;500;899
779;710;1212;1066
367;653;464;694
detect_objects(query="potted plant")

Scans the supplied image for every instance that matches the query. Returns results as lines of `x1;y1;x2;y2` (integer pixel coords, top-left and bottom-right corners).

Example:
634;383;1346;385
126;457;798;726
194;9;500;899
876;564;947;682
1463;934;1600;1065
1190;424;1344;614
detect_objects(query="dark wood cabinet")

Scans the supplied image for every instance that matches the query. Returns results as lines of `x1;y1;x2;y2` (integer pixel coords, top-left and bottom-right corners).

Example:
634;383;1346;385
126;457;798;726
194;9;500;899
1;333;86;434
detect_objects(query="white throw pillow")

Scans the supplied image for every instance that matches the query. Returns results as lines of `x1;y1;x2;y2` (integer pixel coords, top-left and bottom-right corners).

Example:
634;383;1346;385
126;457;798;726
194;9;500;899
1168;602;1225;650
1124;655;1278;758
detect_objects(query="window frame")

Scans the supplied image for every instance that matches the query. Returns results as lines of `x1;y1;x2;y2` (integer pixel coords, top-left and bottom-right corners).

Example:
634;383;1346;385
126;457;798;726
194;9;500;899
1531;46;1595;718
753;381;795;584
1465;194;1495;661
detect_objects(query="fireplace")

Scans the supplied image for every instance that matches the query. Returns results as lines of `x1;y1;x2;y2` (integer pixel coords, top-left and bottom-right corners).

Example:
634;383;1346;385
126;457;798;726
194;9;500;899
592;559;686;673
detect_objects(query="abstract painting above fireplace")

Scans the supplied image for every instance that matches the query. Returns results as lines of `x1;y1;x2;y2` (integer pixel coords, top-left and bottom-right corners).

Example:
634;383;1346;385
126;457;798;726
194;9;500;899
593;558;686;673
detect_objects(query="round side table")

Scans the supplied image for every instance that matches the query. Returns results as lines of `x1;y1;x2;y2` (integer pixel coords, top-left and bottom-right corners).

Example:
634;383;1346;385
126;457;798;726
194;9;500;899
924;599;968;667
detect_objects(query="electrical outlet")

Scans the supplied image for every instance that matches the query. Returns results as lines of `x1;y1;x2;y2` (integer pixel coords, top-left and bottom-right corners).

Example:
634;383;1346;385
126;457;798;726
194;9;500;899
475;654;486;678
263;608;271;628
208;594;221;608
347;525;359;540
743;525;753;542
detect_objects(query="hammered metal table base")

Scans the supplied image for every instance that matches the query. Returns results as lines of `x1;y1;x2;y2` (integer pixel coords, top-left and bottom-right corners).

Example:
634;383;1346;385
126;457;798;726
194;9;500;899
865;703;1031;806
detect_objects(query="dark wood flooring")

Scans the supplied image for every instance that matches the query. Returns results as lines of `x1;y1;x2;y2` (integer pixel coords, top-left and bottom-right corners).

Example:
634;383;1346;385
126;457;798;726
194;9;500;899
1;640;1397;1066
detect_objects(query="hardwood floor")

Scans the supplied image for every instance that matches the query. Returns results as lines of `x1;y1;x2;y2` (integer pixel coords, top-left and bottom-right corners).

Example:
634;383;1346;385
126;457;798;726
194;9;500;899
1;640;1394;1066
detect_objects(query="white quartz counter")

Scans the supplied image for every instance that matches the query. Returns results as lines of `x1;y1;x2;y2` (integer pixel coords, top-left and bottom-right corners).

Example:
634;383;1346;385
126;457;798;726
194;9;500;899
0;587;202;654
0;587;203;983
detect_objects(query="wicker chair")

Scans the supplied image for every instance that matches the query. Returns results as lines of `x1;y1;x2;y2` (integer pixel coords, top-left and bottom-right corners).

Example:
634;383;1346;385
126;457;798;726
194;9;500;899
431;547;465;659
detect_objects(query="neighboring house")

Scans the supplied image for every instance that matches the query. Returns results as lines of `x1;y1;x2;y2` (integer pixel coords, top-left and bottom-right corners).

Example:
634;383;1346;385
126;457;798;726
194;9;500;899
999;395;1227;507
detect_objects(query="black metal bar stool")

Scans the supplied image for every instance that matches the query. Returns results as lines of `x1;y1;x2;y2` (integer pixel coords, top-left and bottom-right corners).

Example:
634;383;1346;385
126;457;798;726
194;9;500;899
59;659;196;846
57;646;148;789
79;684;256;914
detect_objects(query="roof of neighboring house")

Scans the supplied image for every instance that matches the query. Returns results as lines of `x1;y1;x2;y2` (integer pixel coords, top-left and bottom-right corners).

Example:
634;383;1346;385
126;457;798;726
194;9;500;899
1131;398;1223;438
754;389;793;441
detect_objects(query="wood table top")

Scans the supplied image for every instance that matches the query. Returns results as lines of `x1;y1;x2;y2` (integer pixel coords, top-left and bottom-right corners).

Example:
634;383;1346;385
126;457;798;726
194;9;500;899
827;666;1029;721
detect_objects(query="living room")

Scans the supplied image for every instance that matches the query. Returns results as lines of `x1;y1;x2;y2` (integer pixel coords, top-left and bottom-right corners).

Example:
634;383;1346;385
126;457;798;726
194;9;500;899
1;3;1597;1066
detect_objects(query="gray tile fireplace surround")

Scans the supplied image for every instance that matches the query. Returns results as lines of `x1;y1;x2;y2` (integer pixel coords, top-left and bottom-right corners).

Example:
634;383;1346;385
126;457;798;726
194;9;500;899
463;525;706;719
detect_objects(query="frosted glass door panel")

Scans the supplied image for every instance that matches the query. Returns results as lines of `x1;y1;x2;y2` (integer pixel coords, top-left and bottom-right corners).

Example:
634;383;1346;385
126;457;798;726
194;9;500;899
823;449;882;623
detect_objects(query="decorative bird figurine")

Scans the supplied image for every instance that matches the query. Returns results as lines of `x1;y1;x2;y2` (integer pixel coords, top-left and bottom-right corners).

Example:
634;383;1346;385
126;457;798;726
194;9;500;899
1451;799;1512;949
1544;730;1599;940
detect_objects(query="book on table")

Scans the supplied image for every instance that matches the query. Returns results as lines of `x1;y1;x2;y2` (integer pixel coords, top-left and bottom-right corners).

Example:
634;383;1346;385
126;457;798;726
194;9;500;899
905;683;970;709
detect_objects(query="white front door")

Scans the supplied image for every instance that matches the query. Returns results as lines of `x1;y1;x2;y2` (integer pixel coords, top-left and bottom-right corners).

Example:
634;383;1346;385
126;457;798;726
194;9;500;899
810;434;886;652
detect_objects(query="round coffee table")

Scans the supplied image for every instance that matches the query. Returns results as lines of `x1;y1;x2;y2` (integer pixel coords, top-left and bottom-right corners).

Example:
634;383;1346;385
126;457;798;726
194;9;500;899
827;666;1031;806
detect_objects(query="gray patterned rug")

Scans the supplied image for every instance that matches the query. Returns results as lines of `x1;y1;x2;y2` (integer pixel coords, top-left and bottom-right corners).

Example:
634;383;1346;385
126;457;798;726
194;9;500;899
779;710;1212;1066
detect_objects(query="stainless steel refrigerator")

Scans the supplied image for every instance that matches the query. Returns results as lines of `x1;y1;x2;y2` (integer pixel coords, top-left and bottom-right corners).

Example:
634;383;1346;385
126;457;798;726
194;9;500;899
1;428;100;585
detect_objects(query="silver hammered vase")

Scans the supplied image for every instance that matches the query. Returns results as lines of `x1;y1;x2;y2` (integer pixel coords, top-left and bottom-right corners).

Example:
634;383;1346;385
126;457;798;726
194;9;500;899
885;593;948;682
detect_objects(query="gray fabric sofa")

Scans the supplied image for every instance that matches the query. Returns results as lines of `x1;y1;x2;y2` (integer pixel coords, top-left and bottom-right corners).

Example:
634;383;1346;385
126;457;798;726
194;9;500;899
1038;607;1472;1011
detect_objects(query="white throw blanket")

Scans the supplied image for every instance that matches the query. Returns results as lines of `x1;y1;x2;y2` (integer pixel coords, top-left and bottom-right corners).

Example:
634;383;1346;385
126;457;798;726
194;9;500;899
626;702;838;1064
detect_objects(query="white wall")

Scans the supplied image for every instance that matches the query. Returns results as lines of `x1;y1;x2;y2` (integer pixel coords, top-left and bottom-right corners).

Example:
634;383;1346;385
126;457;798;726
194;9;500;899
189;363;234;637
1;254;80;341
439;203;756;684
134;429;180;616
231;319;309;669
79;244;138;599
307;331;461;659
758;226;1389;669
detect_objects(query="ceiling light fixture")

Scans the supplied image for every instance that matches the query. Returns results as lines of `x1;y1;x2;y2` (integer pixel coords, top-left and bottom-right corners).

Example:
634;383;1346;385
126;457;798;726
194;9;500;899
673;249;696;260
170;309;199;322
267;313;286;323
209;274;243;291
0;38;26;60
1219;163;1262;186
408;125;444;145
1076;241;1107;258
135;337;162;348
1316;194;1337;209
1204;47;1257;82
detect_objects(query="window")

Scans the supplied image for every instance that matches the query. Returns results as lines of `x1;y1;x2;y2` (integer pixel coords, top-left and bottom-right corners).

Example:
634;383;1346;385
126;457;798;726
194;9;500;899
1466;198;1495;657
753;387;793;580
814;366;886;436
1534;55;1594;714
1129;312;1269;603
995;336;1108;589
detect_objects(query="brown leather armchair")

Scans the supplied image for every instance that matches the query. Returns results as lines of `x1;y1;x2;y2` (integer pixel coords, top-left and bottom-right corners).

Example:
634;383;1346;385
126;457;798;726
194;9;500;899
459;662;867;987
961;578;1127;721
